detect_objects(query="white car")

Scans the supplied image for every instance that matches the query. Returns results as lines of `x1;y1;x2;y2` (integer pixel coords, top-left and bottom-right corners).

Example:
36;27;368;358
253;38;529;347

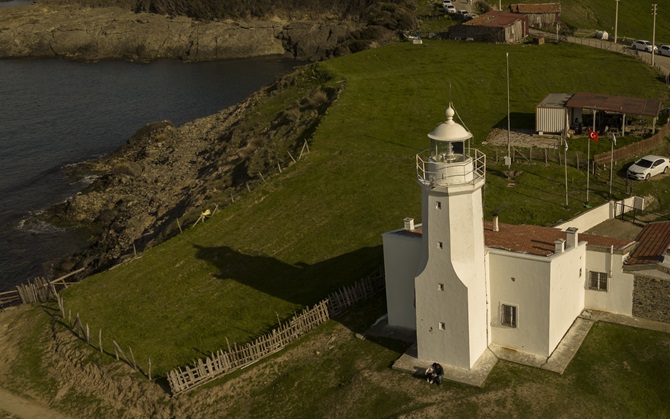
442;0;453;5
631;40;658;53
659;45;670;57
445;4;456;13
627;155;670;180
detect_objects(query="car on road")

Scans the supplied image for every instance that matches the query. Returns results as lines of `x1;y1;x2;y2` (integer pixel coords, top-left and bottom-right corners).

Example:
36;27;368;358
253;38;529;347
445;4;456;13
627;155;670;180
659;45;670;57
442;0;452;5
631;40;658;53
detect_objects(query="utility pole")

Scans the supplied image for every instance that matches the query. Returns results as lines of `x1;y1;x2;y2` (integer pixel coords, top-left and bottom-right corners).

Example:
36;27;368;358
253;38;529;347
614;0;620;44
652;4;657;66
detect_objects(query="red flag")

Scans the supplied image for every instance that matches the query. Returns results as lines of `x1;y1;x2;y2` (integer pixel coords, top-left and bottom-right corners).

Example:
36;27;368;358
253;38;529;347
589;129;599;142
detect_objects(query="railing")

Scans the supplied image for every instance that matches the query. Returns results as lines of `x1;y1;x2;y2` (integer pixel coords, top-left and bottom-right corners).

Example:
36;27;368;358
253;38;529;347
416;148;486;187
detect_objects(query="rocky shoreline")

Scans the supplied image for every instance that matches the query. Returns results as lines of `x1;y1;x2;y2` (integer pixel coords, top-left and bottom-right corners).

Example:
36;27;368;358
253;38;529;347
0;4;383;62
44;65;341;276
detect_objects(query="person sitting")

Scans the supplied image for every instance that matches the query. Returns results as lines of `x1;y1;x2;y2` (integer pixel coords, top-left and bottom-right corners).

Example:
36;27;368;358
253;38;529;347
425;362;444;385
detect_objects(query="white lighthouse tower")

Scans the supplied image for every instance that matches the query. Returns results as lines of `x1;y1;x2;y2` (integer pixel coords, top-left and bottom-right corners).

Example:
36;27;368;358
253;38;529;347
414;105;488;369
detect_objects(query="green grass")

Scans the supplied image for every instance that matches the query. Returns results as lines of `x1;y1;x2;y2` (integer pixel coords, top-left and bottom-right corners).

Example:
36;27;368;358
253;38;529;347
60;40;669;376
493;0;670;42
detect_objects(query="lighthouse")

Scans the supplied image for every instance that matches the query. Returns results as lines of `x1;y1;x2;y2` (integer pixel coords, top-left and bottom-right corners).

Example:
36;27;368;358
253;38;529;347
413;105;488;369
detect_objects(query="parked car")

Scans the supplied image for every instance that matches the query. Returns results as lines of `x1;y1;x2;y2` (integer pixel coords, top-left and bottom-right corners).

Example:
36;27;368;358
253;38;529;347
445;4;456;13
631;40;658;53
442;0;453;5
627;155;670;180
659;45;670;57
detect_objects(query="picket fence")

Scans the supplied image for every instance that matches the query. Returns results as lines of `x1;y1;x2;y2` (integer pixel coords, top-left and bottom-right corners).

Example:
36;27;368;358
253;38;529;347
167;270;385;395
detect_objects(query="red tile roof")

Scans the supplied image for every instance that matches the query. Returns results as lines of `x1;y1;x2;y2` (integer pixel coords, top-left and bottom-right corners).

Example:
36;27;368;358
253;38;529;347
565;92;662;117
509;3;561;13
627;221;670;265
483;221;633;256
465;10;526;28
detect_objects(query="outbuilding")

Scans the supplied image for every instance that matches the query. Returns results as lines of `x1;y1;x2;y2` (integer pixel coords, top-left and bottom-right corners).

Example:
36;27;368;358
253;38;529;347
509;3;561;30
449;11;528;43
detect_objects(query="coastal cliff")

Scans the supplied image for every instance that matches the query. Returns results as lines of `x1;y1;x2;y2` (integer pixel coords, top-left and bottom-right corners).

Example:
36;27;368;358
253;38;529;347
46;65;341;274
0;1;415;61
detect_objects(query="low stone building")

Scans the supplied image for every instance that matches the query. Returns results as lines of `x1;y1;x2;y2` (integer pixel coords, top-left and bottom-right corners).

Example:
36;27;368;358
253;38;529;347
509;2;561;30
449;11;528;44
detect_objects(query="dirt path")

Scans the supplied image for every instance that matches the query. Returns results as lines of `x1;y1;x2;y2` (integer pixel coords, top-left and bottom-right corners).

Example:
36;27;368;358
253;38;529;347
0;387;72;419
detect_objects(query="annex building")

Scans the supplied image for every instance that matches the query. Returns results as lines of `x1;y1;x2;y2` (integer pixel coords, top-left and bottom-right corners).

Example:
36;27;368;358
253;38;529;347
382;104;670;380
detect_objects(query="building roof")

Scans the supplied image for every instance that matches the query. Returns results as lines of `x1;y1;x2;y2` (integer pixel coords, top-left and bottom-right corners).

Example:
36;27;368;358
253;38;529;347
483;221;633;256
565;92;662;117
509;3;561;14
538;93;572;108
465;10;525;28
627;221;670;265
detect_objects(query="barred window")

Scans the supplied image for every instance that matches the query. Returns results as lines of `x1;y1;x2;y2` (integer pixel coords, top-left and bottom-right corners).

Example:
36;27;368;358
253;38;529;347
589;271;608;291
501;304;517;328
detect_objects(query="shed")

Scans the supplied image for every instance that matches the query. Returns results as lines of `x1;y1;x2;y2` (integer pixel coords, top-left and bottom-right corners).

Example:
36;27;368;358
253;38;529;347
509;3;561;30
536;93;571;134
449;11;528;44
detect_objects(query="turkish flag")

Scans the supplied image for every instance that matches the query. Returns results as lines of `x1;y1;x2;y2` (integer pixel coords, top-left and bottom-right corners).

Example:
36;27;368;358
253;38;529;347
589;129;599;142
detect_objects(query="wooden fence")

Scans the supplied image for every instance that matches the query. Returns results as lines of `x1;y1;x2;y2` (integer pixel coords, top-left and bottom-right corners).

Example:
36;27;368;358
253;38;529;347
0;268;85;308
167;270;385;395
594;123;669;166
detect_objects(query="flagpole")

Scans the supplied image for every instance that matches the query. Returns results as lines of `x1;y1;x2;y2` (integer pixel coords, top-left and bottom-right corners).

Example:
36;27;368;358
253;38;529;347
586;116;593;207
609;134;615;199
564;136;569;207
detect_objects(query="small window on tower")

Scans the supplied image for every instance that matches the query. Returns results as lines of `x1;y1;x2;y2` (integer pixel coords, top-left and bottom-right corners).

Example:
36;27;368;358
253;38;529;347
438;283;444;291
437;241;443;249
501;304;517;328
436;201;442;209
438;322;446;331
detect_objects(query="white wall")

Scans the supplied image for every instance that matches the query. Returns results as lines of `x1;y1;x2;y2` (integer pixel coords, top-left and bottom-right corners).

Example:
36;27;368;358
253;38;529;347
548;244;587;352
488;250;552;356
382;229;422;330
584;248;634;315
555;197;640;232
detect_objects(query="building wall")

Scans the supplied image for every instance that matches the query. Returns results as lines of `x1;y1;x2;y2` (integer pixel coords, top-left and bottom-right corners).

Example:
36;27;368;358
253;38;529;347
548;244;587;351
382;230;422;329
536;106;568;133
415;180;487;369
632;274;670;322
554;197;640;232
488;251;552;356
584;249;633;315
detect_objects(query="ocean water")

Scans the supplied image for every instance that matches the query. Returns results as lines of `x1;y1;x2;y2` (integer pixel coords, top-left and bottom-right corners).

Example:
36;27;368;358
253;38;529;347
0;57;299;291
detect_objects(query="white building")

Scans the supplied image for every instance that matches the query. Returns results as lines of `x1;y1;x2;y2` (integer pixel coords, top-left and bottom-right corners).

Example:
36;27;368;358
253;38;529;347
383;104;668;371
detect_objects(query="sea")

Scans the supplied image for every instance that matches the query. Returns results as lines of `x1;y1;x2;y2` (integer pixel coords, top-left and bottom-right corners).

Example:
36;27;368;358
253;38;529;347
0;55;299;291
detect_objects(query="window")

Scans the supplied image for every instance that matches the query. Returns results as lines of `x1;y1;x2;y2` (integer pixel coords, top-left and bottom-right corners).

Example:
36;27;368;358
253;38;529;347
438;283;444;291
437;241;443;249
436;201;442;209
438;322;446;331
589;271;608;291
501;304;517;328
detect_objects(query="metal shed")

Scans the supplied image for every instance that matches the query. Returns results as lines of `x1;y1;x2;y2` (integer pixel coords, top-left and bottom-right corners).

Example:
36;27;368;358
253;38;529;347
536;93;572;134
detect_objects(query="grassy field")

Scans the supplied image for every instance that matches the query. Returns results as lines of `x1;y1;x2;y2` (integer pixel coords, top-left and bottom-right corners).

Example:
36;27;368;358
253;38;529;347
416;0;670;44
57;39;670;377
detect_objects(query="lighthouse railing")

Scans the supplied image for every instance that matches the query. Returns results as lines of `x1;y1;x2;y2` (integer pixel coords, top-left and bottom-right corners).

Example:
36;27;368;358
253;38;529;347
416;148;486;186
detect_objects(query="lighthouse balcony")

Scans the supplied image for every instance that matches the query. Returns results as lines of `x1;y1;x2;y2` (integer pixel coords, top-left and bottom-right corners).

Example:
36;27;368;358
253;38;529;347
416;148;486;187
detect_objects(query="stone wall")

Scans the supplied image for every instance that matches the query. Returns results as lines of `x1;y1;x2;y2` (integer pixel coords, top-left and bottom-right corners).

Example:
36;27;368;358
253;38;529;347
632;274;670;323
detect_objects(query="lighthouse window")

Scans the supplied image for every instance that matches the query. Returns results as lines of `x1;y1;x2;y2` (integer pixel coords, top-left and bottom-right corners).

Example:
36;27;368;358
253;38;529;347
437;241;443;249
436;201;442;210
438;322;446;331
501;304;517;328
438;283;444;291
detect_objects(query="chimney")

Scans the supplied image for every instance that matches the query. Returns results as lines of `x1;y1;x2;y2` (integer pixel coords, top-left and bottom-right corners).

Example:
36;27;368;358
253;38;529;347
554;239;565;254
403;217;415;232
566;227;578;249
493;215;499;232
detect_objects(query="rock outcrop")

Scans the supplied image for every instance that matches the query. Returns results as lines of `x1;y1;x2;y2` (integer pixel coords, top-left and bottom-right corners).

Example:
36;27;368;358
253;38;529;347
46;65;341;274
0;5;374;61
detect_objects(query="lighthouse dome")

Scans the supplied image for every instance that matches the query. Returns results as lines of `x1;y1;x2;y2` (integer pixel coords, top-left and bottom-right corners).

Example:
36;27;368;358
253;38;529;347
427;106;472;142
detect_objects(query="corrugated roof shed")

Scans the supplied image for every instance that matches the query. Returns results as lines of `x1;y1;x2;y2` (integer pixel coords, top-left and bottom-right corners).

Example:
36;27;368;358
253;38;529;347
538;93;572;108
565;92;662;117
627;221;670;265
510;3;561;13
465;10;525;28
